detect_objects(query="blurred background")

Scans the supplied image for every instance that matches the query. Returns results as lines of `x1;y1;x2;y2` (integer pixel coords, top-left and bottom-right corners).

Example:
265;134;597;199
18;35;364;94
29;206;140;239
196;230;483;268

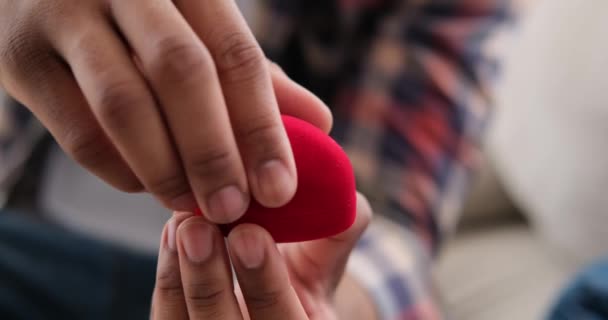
1;0;607;319
436;1;608;319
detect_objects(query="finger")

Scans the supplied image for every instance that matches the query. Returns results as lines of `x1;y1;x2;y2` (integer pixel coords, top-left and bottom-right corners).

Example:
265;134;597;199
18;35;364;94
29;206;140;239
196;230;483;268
1;46;142;193
111;0;249;223
228;224;308;320
52;14;197;211
283;193;373;292
176;216;243;319
269;63;333;134
176;0;298;208
151;212;193;320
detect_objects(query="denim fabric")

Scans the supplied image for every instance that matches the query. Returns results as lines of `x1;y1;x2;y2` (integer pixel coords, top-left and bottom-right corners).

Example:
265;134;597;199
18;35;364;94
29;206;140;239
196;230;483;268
0;212;156;320
548;259;608;320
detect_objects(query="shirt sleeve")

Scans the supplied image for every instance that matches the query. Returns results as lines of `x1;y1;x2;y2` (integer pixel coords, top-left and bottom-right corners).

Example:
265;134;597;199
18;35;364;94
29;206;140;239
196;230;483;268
258;0;514;248
332;0;515;251
333;1;515;318
256;0;515;318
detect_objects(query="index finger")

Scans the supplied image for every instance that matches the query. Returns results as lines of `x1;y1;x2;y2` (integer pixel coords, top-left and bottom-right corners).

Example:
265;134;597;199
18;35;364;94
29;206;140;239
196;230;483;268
228;224;309;320
110;0;250;223
176;0;298;209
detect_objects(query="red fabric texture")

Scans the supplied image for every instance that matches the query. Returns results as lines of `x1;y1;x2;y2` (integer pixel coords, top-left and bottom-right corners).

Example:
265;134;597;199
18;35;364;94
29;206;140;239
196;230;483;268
209;115;357;243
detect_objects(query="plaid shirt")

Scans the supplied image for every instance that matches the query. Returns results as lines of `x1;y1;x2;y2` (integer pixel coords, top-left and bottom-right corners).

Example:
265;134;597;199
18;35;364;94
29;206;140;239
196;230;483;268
0;0;515;319
252;1;514;318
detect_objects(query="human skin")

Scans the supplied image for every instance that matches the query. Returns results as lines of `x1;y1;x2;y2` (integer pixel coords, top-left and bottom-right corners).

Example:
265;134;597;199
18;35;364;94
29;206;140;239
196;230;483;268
151;193;379;320
0;0;331;224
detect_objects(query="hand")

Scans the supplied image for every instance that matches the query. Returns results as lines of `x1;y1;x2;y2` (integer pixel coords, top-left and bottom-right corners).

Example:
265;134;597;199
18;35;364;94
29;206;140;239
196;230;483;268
151;193;376;320
0;0;331;223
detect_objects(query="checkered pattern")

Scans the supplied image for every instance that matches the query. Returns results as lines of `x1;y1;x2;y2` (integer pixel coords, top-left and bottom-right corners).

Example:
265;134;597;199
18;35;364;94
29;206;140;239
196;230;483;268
253;1;514;318
0;0;515;318
348;216;444;319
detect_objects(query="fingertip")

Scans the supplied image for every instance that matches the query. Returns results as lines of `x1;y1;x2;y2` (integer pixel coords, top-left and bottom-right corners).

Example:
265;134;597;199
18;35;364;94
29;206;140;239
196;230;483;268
203;185;250;224
355;192;374;228
162;211;195;253
318;101;334;134
270;62;334;134
154;217;188;318
303;91;333;134
227;223;274;250
176;215;218;238
268;61;287;76
251;159;297;208
228;225;267;269
228;224;306;318
333;193;372;242
321;193;372;245
228;223;273;241
166;217;178;252
167;192;198;212
227;223;278;268
176;216;217;264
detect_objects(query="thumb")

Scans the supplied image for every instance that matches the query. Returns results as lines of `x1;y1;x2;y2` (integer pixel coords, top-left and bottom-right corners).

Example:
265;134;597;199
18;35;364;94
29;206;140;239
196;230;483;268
282;193;373;293
269;61;334;134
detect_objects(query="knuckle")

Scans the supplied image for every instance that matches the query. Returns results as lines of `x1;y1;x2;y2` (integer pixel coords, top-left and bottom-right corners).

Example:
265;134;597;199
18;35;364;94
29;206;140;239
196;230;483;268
0;29;25;70
152;36;213;85
96;81;148;130
0;23;48;80
236;118;284;158
185;149;235;183
155;269;185;302
242;288;284;311
156;268;182;291
63;126;112;168
147;171;190;201
356;193;374;224
71;32;106;74
156;285;184;301
1;1;69;78
185;282;228;309
214;32;265;83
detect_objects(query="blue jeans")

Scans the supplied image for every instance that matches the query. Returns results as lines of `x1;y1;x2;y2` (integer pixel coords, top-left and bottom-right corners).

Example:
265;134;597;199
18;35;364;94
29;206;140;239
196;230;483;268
0;211;156;320
548;259;608;320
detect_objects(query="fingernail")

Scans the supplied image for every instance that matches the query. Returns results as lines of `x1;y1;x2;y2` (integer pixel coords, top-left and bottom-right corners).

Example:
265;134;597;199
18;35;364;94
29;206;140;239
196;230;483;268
170;193;198;211
167;218;177;252
232;229;265;269
206;186;248;223
256;160;295;207
181;221;214;263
